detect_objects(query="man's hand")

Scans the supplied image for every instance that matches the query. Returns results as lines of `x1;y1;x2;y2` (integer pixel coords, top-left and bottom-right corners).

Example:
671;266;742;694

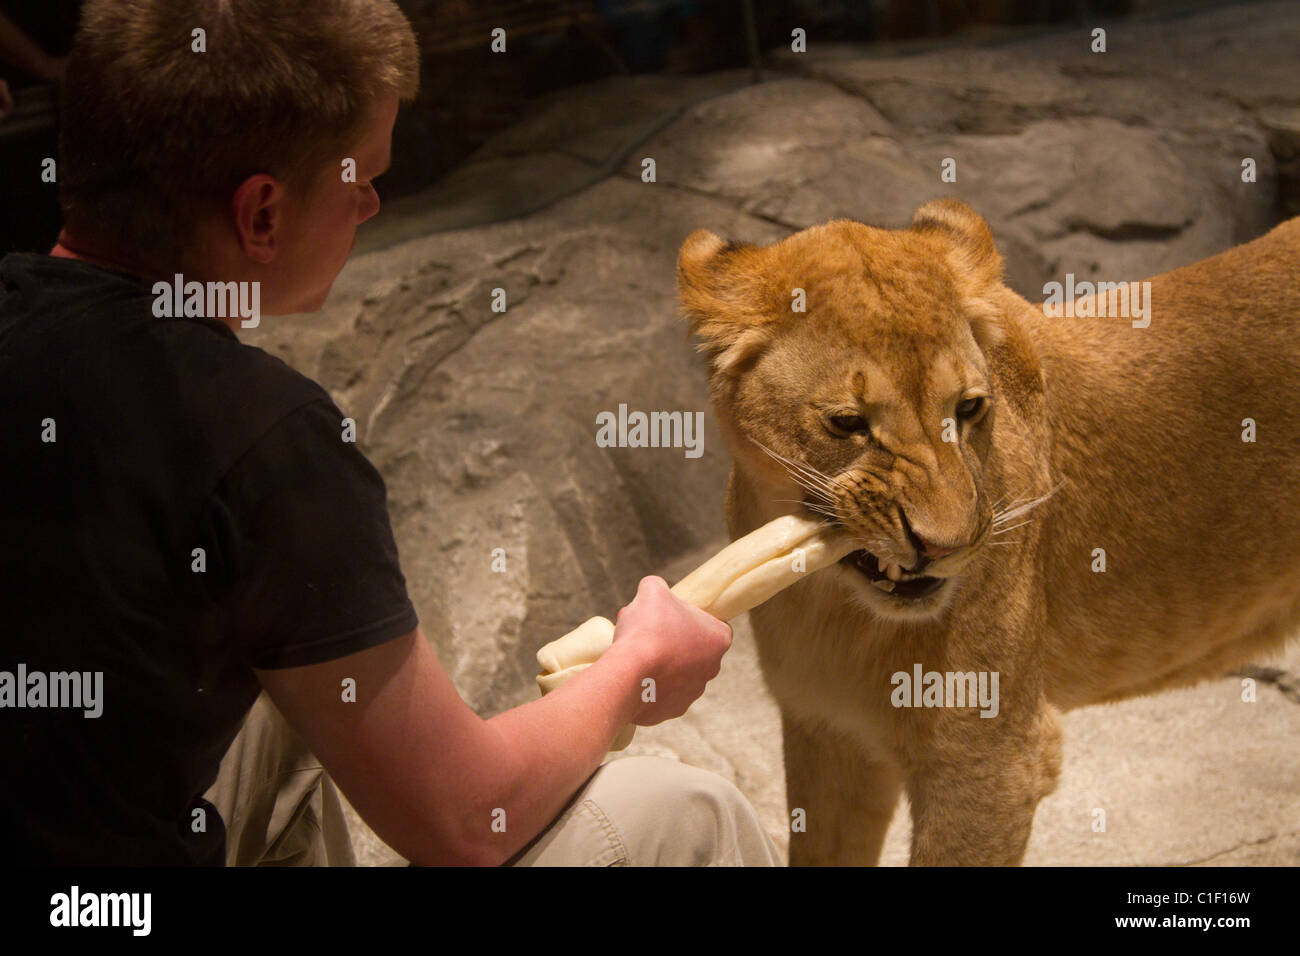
611;575;733;726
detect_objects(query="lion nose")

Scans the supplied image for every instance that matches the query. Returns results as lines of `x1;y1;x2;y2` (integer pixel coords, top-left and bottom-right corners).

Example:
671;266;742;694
900;510;965;563
914;534;958;560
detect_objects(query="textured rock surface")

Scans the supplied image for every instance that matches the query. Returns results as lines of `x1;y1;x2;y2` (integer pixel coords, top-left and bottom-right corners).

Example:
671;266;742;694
245;1;1300;865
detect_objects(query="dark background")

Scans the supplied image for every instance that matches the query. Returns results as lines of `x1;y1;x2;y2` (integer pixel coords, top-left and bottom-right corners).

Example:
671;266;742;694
0;0;1180;256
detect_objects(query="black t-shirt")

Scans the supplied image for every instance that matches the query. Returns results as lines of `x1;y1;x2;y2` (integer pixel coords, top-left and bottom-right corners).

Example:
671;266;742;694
0;252;419;864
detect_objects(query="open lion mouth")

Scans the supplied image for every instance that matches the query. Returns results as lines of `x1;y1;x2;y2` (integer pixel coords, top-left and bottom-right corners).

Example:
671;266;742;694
840;549;946;599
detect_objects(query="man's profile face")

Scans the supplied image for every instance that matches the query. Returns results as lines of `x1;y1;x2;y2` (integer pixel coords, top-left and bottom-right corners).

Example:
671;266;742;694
266;93;400;315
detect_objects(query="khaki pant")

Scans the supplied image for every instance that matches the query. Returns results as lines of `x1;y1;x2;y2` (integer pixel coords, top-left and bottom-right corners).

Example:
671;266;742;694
206;692;782;867
204;693;357;866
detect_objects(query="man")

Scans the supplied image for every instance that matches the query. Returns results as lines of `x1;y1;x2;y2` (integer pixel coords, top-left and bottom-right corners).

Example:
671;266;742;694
0;0;780;866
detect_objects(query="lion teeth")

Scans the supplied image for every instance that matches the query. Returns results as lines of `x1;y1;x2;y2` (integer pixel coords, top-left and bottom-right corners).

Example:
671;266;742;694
877;556;888;574
886;562;902;581
871;578;896;593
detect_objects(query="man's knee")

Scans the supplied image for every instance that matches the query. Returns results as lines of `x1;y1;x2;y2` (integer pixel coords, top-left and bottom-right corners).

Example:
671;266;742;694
584;756;780;866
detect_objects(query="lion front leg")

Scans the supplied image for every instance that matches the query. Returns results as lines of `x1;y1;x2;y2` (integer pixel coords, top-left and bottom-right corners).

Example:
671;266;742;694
903;704;1063;866
782;710;903;866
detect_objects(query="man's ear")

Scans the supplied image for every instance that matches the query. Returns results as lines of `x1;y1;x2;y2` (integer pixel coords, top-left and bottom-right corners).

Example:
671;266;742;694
911;199;1006;349
676;230;777;378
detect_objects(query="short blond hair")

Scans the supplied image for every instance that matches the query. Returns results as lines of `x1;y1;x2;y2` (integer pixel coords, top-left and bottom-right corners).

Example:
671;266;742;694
59;0;421;264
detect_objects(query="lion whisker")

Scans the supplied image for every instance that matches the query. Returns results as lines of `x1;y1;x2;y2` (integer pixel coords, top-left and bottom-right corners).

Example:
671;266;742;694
991;519;1033;535
758;452;837;504
751;438;840;499
774;498;841;520
992;479;1065;525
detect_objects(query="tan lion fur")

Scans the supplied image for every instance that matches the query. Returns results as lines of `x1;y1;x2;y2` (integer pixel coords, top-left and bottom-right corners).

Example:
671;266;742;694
677;201;1300;865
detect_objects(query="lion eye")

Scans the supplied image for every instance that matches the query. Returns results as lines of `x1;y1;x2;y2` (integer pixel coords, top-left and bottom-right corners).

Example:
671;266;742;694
829;413;869;434
956;396;986;420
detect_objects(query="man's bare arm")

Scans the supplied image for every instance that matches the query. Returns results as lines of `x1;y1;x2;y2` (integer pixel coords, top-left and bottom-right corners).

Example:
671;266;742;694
255;574;730;865
253;624;648;865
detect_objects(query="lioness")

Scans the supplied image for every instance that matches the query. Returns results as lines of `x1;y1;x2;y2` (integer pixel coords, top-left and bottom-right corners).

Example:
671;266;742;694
676;200;1300;865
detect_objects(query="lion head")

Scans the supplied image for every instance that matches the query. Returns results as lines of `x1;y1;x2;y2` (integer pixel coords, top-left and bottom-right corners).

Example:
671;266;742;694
677;199;1044;621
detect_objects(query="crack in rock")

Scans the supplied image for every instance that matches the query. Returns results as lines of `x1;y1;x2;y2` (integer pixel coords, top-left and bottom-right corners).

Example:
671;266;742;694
1171;827;1300;866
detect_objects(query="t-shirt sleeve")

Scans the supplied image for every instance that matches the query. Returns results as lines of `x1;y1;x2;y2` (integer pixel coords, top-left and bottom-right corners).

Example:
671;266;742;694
213;396;419;669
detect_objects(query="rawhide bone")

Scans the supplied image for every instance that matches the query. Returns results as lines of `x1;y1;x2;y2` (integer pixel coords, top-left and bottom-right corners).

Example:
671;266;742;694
536;514;856;750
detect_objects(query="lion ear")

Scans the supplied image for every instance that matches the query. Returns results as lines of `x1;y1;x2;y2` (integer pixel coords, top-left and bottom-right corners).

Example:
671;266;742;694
676;230;776;377
911;199;1007;349
910;199;1004;289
